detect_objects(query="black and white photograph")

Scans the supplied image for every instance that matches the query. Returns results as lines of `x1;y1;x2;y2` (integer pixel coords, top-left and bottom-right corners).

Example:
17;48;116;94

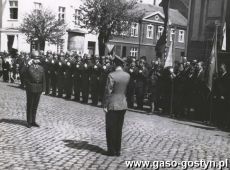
0;0;229;169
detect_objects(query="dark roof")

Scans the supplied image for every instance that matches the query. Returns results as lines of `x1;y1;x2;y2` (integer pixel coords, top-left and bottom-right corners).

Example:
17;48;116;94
134;3;187;27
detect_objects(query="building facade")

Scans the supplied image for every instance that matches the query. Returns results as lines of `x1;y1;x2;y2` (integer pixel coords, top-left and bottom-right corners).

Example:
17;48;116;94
107;3;187;63
0;0;99;55
186;0;229;62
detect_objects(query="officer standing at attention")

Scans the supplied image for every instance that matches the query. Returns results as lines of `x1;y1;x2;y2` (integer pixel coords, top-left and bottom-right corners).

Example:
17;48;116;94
24;51;45;128
103;55;130;156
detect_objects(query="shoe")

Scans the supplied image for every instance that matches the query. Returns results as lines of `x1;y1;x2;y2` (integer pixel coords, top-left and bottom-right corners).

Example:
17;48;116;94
115;152;120;157
26;123;32;128
31;122;40;127
105;151;116;156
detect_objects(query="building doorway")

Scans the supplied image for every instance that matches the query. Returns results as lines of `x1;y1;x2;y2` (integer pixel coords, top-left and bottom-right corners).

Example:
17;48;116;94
7;35;14;52
88;41;95;57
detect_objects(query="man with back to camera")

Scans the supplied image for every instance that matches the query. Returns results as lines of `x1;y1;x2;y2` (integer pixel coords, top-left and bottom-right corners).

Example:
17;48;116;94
103;55;130;156
24;51;45;128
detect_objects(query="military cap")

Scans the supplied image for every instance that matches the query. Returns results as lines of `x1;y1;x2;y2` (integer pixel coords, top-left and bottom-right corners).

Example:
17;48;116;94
113;55;125;65
31;51;40;59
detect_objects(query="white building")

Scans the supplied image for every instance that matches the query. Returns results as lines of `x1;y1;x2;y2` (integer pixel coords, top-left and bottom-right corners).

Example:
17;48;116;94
139;0;161;6
0;0;99;56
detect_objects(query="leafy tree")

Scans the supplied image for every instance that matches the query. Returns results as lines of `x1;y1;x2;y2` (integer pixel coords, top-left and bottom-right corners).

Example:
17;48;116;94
81;0;143;56
19;8;66;51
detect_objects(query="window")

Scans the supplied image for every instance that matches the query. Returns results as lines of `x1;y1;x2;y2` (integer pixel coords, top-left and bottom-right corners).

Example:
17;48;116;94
34;2;42;12
57;39;64;53
170;28;175;41
147;24;154;39
74;9;82;25
157;26;164;40
9;0;18;19
178;30;185;43
130;47;138;57
58;7;65;21
131;23;138;37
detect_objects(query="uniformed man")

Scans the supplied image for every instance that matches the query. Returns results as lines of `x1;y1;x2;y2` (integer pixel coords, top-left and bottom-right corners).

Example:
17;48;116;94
50;53;58;96
91;55;102;105
57;53;66;98
2;54;10;82
126;58;138;108
24;51;45;128
103;55;130;156
148;60;159;113
100;57;114;103
73;55;83;101
135;58;148;110
81;54;93;103
213;63;230;128
44;51;52;95
65;53;74;100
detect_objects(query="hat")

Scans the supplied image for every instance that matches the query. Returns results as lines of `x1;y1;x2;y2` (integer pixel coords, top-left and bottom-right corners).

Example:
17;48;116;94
113;55;125;66
31;51;40;59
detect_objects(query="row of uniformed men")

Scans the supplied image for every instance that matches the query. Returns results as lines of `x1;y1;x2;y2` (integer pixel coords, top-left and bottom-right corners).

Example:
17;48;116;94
18;51;151;108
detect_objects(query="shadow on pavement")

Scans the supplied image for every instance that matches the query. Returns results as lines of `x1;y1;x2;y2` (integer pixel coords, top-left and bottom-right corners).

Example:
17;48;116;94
63;140;106;155
173;121;217;131
7;84;24;90
0;119;28;127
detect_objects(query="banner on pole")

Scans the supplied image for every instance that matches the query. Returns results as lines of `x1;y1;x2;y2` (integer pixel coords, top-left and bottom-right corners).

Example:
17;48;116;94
106;43;114;53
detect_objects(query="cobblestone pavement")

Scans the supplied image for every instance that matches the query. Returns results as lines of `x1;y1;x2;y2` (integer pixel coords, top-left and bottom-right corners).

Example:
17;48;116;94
0;81;230;170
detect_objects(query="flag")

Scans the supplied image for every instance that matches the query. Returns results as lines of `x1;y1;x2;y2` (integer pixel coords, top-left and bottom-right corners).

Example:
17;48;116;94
207;31;218;91
155;0;170;58
164;41;173;68
106;43;114;53
222;22;226;51
155;28;167;58
159;0;170;26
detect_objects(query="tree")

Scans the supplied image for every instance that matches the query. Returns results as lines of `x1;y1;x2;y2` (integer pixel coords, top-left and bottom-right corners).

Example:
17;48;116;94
19;8;66;51
81;0;143;56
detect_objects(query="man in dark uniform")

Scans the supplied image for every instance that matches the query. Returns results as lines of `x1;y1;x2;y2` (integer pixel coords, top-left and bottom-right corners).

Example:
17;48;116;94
44;51;52;95
65;53;74;100
81;54;93;103
57;53;66;98
213;63;230;129
2;55;10;82
126;58;138;108
73;55;83;101
91;55;102;105
24;51;45;128
50;53;58;96
135;58;148;110
100;57;113;103
103;55;130;157
149;60;159;113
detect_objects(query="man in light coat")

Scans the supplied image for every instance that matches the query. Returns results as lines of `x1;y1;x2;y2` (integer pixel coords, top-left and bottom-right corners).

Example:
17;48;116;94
103;55;130;156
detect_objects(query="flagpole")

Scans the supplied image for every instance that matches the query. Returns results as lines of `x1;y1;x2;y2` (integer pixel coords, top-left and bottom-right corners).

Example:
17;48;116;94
209;22;219;124
170;34;175;115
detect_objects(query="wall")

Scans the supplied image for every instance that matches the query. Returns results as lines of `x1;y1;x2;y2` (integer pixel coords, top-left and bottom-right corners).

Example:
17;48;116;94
187;0;228;60
0;0;99;54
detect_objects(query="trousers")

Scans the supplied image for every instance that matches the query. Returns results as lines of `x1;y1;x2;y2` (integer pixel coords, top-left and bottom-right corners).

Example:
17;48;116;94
26;91;41;124
106;110;126;154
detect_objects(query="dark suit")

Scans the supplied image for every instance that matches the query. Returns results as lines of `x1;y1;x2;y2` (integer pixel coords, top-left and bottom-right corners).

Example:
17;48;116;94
73;62;82;101
103;68;130;155
91;63;102;105
25;64;45;124
135;66;148;109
